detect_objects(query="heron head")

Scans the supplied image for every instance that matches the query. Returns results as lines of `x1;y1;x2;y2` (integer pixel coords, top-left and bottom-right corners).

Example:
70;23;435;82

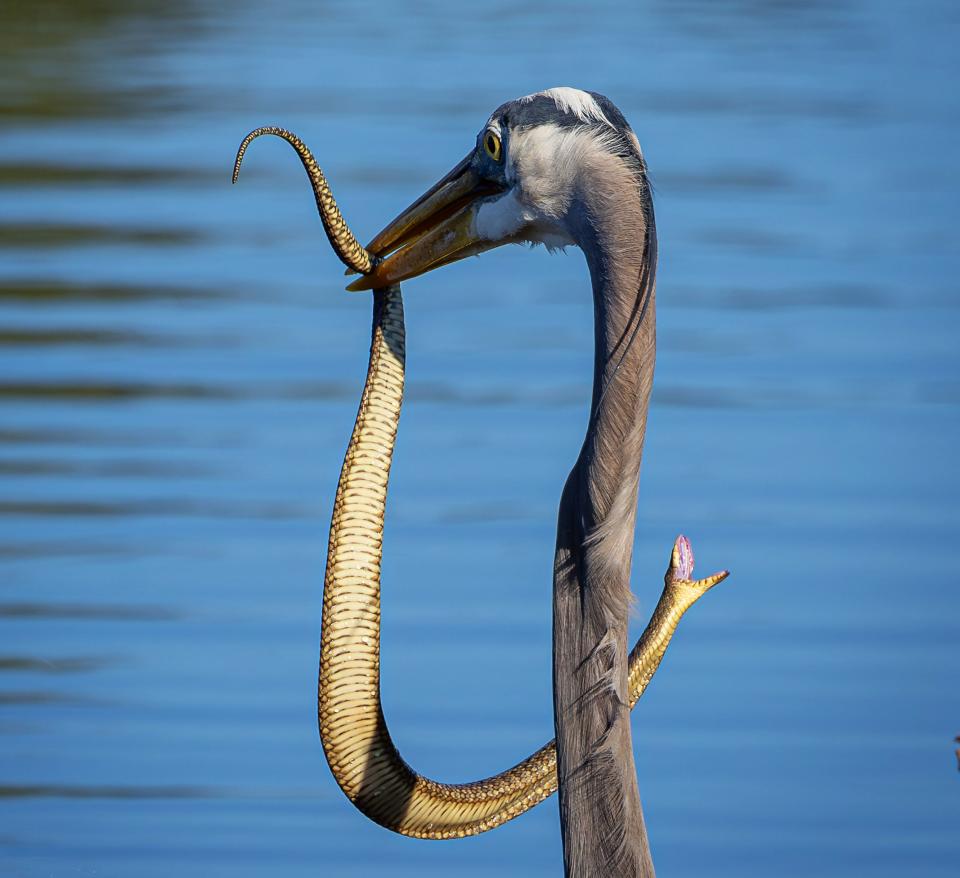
346;87;648;291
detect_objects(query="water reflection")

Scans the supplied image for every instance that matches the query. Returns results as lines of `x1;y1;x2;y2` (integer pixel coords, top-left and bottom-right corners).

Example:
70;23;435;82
668;283;897;310
0;380;231;401
0;691;108;706
0;603;180;621
0;1;957;877
0;784;218;800
1;0;201;122
0;656;114;673
0;163;214;187
0;426;211;448
0;280;225;303
0;498;310;520
0;459;213;477
0;541;142;560
0;328;179;347
656;167;797;193
0;223;199;249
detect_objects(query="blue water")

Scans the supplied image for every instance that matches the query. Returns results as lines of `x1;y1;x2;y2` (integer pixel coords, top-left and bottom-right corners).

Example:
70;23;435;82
1;2;958;875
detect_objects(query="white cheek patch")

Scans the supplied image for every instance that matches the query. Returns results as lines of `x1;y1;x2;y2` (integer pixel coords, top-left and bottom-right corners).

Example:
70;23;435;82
474;189;575;251
474;190;528;241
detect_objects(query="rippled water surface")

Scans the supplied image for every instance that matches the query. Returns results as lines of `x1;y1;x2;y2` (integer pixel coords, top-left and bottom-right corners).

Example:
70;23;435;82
2;2;958;875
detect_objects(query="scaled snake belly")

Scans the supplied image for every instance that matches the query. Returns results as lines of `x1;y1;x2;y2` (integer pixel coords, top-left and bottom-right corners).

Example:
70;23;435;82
233;127;728;840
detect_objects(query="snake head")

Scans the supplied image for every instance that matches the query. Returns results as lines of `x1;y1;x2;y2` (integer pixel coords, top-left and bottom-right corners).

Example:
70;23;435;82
667;534;729;592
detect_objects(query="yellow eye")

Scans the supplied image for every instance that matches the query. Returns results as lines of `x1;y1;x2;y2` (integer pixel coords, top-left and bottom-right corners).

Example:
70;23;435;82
483;131;502;162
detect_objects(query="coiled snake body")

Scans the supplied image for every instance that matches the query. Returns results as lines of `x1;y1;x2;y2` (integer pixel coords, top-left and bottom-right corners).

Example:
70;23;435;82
233;127;728;840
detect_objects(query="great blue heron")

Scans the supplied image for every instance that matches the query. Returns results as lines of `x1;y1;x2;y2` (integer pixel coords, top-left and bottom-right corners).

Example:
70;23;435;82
234;87;727;878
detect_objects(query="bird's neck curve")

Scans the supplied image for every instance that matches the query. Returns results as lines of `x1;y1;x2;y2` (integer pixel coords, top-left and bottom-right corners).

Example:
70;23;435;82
552;174;658;877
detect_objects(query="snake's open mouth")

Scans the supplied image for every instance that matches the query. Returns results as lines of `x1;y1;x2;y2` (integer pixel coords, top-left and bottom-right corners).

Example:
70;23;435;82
346;154;506;291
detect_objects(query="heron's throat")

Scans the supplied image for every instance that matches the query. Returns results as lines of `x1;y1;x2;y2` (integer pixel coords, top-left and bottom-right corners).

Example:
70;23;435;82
569;183;657;582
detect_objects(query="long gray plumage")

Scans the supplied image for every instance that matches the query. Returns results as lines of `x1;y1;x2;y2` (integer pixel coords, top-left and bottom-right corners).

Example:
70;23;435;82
487;89;660;877
551;123;657;878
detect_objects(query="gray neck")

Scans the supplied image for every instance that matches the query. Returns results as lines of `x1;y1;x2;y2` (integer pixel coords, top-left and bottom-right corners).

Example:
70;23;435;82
552;179;657;878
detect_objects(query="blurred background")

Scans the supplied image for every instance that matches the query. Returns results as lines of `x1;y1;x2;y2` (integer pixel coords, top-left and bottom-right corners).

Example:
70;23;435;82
1;1;957;875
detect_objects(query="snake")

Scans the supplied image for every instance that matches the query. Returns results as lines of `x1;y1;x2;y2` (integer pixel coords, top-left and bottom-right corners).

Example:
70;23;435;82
233;127;729;840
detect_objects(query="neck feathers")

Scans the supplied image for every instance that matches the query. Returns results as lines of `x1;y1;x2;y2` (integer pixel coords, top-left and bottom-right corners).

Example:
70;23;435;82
552;157;657;878
569;146;657;609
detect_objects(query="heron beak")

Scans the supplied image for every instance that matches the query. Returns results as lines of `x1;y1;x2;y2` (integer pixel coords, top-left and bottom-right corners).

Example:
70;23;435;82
346;154;506;291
